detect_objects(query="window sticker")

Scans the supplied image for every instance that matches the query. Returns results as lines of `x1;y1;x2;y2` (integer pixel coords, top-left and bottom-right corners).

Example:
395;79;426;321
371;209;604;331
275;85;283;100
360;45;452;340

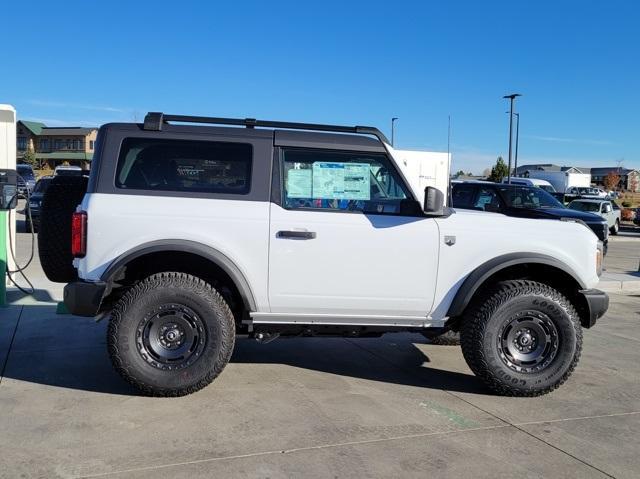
311;162;370;200
287;168;312;198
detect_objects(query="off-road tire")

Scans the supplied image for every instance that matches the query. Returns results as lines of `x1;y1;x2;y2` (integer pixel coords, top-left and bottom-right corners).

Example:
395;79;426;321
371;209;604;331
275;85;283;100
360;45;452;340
610;219;619;235
108;272;235;397
460;280;582;397
38;175;88;282
429;330;461;346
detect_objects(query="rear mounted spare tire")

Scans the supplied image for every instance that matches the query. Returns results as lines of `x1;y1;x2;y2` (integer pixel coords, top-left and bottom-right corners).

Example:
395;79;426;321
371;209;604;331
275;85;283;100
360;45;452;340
38;175;88;283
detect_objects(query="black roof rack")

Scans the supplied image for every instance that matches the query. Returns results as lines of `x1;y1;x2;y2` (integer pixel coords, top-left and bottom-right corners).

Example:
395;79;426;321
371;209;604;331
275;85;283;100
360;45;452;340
143;112;390;145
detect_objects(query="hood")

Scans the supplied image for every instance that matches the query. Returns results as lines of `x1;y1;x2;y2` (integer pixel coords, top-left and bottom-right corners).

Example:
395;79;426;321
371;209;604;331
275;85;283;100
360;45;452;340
506;207;604;223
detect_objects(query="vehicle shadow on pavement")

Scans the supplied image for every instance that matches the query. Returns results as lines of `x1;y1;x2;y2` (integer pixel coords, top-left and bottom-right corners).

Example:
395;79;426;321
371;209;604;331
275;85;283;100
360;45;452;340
231;335;488;395
2;306;486;396
1;304;138;396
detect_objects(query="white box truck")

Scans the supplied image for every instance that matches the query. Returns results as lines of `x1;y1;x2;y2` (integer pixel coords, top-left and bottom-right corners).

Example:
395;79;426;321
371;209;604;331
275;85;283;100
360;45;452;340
527;170;591;193
392;149;451;205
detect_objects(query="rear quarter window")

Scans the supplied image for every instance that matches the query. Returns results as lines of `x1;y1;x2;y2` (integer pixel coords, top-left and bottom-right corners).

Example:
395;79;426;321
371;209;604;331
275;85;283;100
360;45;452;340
115;138;252;195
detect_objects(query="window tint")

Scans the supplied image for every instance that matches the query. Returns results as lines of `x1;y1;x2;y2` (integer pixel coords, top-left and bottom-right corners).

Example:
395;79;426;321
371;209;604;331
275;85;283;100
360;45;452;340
474;187;503;211
281;149;410;214
451;184;476;209
116;138;252;194
498;186;562;209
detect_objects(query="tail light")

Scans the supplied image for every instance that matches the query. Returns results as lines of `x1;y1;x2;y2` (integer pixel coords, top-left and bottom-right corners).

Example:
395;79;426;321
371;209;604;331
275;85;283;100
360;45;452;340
71;211;87;258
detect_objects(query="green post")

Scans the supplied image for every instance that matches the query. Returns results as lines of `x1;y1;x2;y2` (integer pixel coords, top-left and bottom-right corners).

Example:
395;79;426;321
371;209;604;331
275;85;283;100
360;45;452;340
0;210;7;307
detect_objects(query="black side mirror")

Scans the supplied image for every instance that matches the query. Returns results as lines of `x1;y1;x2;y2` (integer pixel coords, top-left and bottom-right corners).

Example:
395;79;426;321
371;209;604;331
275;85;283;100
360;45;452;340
423;186;444;215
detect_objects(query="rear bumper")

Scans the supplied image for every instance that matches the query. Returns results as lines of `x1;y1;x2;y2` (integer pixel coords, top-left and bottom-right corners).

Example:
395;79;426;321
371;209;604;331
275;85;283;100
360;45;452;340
63;280;107;317
579;288;609;328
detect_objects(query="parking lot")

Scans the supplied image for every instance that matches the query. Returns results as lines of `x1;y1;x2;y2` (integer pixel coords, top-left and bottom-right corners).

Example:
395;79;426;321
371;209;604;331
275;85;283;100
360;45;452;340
1;206;640;478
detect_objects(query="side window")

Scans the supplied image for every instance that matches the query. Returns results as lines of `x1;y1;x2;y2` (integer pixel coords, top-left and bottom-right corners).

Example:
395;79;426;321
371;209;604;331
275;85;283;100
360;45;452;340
474;187;503;211
451;184;476;209
281;149;410;214
115;138;252;194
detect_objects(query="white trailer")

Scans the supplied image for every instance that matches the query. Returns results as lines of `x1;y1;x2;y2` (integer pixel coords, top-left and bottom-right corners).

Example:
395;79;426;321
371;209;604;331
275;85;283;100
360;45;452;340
527;170;591;193
391;148;451;206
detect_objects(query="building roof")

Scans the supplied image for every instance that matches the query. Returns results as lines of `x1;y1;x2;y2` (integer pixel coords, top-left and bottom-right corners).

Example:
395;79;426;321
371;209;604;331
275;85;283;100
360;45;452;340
590;167;639;176
515;164;562;174
38;127;96;136
19;120;46;135
516;164;595;175
34;152;94;161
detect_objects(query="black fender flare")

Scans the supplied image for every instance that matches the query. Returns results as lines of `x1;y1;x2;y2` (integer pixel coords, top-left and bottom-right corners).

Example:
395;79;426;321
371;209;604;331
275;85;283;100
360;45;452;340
101;239;257;311
446;253;586;318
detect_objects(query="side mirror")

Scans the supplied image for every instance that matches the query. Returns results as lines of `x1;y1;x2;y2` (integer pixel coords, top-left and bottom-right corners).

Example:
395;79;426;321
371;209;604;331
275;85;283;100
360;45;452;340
423;186;444;215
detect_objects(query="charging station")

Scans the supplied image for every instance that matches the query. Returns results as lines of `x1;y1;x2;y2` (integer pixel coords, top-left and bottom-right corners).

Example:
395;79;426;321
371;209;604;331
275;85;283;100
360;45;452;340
0;104;17;306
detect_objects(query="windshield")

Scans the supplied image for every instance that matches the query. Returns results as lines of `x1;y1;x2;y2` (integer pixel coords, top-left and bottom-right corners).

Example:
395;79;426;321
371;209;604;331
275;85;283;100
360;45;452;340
498;185;564;209
569;201;600;212
539;184;556;193
17;165;35;180
33;178;52;193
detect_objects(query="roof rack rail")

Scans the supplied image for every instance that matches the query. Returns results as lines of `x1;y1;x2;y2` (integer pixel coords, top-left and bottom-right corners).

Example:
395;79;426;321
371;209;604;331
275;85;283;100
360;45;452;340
143;112;390;145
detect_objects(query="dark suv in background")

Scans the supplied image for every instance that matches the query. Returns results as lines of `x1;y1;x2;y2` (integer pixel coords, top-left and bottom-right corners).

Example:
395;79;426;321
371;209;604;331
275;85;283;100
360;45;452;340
451;181;610;252
17;164;36;197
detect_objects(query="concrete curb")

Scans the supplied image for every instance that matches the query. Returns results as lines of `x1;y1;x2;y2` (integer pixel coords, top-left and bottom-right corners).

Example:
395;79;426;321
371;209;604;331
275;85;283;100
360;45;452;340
598;276;640;293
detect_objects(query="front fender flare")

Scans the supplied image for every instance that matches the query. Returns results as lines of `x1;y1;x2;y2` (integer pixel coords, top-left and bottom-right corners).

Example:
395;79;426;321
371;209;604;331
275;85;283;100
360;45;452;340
446;253;586;318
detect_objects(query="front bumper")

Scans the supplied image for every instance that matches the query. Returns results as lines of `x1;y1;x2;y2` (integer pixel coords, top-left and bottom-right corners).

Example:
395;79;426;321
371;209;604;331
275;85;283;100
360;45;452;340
63;280;107;317
579;288;609;328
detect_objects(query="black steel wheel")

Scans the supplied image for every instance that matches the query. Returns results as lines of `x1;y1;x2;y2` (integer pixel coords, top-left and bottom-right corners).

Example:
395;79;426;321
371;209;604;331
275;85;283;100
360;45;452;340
108;272;235;397
461;280;582;397
136;303;208;371
497;311;559;373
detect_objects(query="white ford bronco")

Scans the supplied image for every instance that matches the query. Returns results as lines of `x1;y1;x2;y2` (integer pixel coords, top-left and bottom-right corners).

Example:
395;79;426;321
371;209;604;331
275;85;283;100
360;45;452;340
40;112;609;397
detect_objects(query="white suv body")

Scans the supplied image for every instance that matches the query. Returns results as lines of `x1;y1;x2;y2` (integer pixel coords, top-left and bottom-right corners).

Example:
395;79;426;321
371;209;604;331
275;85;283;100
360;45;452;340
56;113;608;397
76;177;601;326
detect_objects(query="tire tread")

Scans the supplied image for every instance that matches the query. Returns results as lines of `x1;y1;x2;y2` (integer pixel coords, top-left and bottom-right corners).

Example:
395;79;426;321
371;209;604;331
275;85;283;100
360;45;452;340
460;280;582;397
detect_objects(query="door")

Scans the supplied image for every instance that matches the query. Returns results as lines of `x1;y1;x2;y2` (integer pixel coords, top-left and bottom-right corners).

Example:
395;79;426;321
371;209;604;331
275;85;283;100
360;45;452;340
267;148;440;321
601;202;614;227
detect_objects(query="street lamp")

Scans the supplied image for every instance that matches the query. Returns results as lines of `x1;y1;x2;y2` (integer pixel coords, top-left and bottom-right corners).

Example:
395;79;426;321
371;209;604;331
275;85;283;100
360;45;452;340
391;117;398;147
514;112;520;178
506;111;520;177
503;93;521;183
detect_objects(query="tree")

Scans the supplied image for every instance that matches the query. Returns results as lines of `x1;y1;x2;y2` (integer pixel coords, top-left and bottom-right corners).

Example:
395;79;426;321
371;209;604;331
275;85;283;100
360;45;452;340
629;172;639;193
603;171;620;191
488;156;509;182
454;169;466;178
22;148;38;169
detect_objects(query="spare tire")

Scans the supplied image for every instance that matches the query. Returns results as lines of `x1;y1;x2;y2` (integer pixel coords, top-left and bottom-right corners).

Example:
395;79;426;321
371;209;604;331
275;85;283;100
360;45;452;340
38;175;88;283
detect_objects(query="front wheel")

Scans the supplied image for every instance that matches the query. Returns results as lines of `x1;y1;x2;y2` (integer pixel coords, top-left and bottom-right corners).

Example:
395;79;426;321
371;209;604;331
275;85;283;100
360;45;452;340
460;280;582;397
610;219;619;235
108;272;235;396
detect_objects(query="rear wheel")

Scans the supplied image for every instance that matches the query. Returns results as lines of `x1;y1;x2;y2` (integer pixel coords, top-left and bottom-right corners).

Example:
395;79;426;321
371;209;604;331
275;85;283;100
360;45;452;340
108;272;235;397
460;280;582;397
428;330;460;346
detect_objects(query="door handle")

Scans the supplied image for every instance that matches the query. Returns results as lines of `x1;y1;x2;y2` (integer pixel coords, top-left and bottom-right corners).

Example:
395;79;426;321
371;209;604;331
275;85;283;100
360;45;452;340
277;230;316;240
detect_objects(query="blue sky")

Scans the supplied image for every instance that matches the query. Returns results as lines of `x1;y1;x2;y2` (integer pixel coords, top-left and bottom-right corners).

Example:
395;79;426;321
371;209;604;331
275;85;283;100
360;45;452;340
2;0;638;174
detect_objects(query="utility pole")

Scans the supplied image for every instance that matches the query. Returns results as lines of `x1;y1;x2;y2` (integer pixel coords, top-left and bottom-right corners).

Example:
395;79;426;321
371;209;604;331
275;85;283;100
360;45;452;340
391;117;398;147
503;93;521;183
514;112;520;177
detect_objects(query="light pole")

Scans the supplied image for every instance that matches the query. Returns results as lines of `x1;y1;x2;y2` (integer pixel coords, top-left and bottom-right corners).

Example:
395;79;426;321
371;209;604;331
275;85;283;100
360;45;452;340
506;111;521;176
391;117;398;147
503;93;521;183
514;112;520;177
